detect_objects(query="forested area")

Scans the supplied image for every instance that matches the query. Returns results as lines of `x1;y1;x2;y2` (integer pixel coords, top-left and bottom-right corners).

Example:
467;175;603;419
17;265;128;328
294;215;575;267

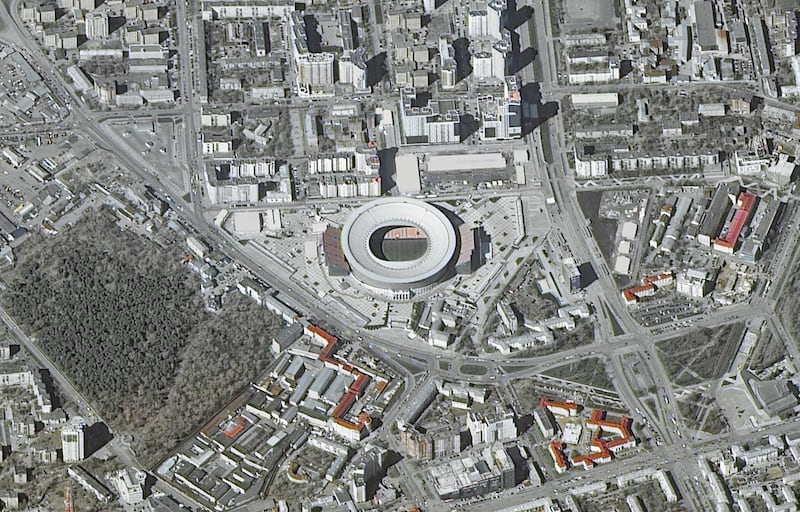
134;294;281;465
2;213;281;466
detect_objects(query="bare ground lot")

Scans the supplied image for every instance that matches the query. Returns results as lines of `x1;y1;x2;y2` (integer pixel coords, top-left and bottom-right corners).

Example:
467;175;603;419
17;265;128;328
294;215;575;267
563;0;618;29
541;356;614;391
655;322;746;386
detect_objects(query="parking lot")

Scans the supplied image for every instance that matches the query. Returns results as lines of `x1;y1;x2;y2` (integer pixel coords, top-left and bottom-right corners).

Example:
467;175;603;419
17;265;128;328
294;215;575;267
632;296;706;327
115;116;187;194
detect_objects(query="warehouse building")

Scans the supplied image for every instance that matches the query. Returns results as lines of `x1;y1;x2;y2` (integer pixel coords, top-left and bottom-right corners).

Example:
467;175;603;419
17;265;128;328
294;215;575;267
713;192;756;254
698;182;739;246
739;196;782;262
660;196;693;253
570;92;619;109
430;444;516;501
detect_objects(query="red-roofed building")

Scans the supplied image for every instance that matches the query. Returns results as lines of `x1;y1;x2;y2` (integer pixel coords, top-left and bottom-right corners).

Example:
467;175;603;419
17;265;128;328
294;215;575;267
540;398;579;417
623;271;673;306
553;409;637;471
571;456;596;470
714;192;756;254
586;410;636;453
571;438;612;469
221;415;247;439
605;435;636;453
331;393;356;419
549;441;569;473
642;272;674;288
350;374;368;396
621;284;655;305
305;325;338;350
298;323;374;441
297;322;389;442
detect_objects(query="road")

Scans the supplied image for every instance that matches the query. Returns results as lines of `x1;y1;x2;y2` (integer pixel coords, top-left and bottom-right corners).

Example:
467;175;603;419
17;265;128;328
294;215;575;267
173;0;203;216
519;0;642;338
0;0;799;509
0;306;143;470
466;414;800;512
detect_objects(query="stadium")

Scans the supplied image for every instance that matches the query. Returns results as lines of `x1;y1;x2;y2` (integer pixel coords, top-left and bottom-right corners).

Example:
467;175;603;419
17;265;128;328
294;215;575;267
340;197;460;293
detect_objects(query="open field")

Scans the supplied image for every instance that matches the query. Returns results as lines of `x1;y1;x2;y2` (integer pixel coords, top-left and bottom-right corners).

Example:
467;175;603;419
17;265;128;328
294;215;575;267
577;191;618;264
564;0;616;28
655;322;747;386
748;327;787;371
542;356;614;391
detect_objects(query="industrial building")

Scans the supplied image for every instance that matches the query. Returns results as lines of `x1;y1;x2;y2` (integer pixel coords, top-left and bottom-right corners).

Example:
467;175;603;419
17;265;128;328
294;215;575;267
614;255;631;275
660;196;692;253
394;154;421;195
164;313;394;512
427;153;506;172
692;0;720;53
570;92;620;109
697;182;739;246
698;103;726;117
430;444;516;501
649;201;674;249
713;192;756;254
271;323;304;353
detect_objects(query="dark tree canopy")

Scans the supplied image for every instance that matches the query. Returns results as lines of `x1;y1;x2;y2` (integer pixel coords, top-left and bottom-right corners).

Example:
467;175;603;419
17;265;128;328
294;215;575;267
2;212;281;466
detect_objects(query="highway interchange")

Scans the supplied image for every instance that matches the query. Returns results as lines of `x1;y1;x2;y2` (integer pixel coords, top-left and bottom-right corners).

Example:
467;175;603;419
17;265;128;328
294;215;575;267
0;0;799;509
